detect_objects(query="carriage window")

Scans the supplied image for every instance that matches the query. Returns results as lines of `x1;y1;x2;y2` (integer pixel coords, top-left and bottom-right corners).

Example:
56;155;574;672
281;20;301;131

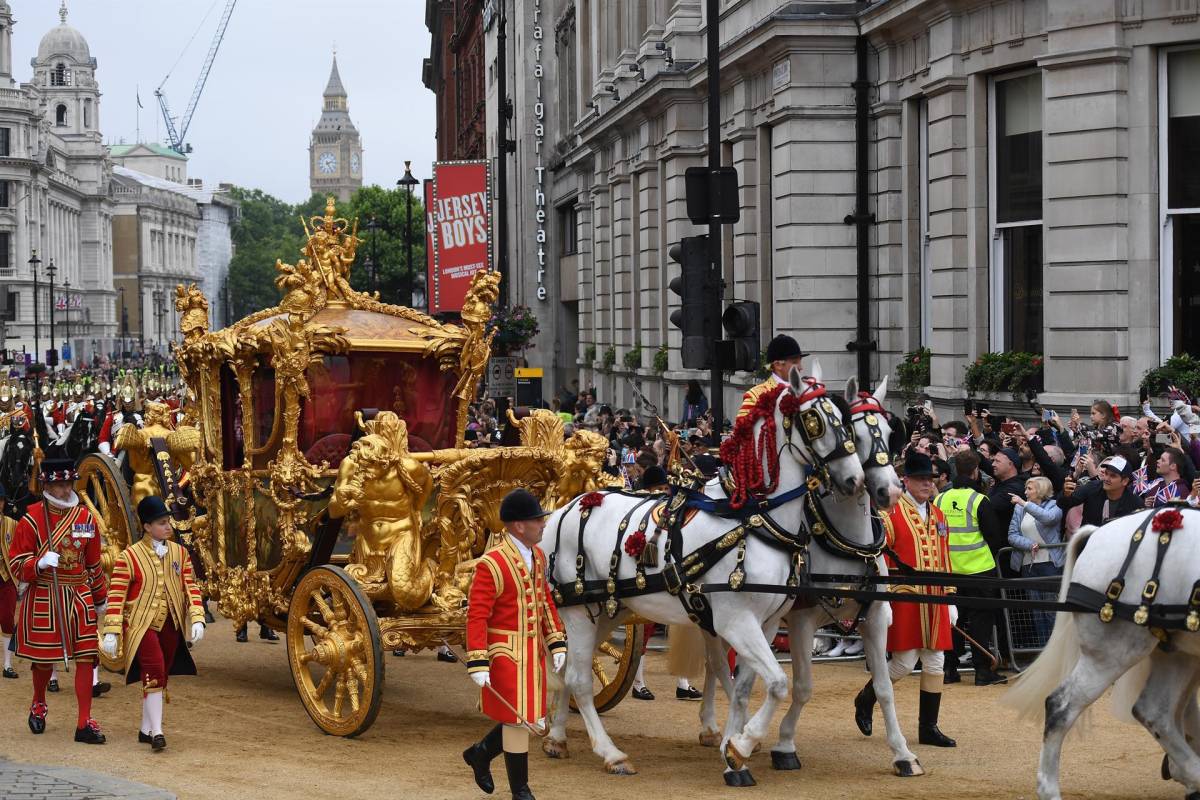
219;365;243;470
299;351;461;465
251;365;278;467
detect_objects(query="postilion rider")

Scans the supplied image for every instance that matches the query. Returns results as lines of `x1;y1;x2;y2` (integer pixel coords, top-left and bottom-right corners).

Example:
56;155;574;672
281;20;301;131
854;450;959;749
462;489;567;800
101;496;206;752
6;454;108;743
737;333;805;418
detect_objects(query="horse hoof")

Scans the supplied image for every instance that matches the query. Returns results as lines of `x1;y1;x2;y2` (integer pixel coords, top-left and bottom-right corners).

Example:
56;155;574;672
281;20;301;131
698;729;721;748
543;738;569;759
723;769;756;787
605;760;637;775
722;741;749;771
1162;754;1171;781
894;759;924;778
771;751;802;771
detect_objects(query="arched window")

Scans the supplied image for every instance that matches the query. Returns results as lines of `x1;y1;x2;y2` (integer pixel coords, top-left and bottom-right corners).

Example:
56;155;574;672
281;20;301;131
51;63;69;87
55;104;67;127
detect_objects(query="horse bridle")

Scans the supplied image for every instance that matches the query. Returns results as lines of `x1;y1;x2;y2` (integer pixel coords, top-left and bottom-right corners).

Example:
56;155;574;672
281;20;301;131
780;379;858;490
848;393;893;473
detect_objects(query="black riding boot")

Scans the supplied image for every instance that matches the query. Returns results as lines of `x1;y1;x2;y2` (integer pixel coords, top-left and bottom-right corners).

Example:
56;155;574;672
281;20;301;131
504;751;535;800
917;690;956;747
853;680;876;737
463;724;503;794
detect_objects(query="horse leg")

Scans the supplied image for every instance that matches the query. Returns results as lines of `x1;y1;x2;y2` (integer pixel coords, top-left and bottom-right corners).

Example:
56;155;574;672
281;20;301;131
1037;621;1152;800
698;634;731;748
544;608;583;759
770;608;817;771
721;618;790;773
860;606;921;777
1134;650;1200;797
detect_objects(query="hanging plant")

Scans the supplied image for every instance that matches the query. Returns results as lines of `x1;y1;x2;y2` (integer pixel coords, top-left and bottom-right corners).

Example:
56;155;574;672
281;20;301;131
623;344;643;371
583;343;597;364
895;347;931;401
601;345;617;373
653;344;668;373
1141;354;1200;399
486;305;541;356
963;351;1043;398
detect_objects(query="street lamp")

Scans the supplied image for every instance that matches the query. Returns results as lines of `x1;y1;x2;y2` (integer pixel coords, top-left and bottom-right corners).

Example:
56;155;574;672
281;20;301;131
62;279;71;362
363;214;381;295
45;258;56;369
119;286;129;360
28;250;40;366
397;162;420;311
152;289;165;352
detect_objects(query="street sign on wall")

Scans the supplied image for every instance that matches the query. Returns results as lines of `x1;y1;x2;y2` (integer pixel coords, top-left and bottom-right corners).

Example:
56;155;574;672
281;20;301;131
487;356;516;398
429;160;492;314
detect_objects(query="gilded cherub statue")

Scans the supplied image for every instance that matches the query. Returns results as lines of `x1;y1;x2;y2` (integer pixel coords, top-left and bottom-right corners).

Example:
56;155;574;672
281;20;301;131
114;400;200;509
328;411;435;610
173;283;210;345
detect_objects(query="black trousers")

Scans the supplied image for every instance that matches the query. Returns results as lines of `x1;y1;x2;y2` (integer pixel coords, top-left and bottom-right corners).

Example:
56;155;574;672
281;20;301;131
949;579;1001;664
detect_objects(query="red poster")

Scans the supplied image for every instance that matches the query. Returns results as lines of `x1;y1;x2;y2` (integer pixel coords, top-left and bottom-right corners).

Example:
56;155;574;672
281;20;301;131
429;160;491;314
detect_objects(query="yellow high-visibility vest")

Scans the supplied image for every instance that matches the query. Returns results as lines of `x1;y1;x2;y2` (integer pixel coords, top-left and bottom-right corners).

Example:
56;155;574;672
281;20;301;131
933;487;996;574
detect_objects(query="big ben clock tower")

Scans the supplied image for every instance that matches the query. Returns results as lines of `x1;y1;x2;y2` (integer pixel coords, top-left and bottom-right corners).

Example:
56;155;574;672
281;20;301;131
309;55;362;202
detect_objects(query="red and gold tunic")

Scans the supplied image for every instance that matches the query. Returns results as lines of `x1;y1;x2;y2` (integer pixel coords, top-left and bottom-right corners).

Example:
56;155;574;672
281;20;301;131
882;494;954;652
737;375;786;419
7;499;107;663
102;537;205;687
466;536;567;726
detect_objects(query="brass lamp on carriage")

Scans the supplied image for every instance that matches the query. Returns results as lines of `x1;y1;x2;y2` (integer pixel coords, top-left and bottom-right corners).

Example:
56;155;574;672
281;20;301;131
72;198;637;739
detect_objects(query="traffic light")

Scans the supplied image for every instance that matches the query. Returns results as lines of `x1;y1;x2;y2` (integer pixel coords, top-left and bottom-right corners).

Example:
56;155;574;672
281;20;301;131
668;235;712;369
719;301;761;372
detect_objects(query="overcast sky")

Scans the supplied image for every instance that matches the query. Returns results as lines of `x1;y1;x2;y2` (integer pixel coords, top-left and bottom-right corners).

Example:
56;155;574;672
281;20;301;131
11;0;436;203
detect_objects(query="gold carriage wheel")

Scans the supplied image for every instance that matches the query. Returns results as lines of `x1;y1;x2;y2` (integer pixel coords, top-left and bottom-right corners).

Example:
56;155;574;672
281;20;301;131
76;453;137;674
287;565;384;737
570;623;644;714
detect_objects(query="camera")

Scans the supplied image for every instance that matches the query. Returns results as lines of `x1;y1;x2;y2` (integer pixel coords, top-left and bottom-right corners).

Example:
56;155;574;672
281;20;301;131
1155;433;1173;445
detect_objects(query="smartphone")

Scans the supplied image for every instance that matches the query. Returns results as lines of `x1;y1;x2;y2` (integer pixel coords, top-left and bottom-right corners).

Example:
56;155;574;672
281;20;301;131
963;398;974;416
1042;408;1053;422
1156;433;1172;445
1139;386;1150;404
1001;421;1021;435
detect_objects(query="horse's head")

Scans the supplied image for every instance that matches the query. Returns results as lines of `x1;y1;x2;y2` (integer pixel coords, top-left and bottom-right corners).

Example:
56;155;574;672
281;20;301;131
844;375;902;510
782;361;864;497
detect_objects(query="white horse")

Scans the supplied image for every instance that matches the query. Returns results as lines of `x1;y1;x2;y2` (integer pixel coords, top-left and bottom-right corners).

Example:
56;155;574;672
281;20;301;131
1003;509;1200;800
707;375;925;781
543;365;865;783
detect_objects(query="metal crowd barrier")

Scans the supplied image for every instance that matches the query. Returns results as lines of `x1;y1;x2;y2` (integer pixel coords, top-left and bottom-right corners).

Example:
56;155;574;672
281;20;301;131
994;543;1067;672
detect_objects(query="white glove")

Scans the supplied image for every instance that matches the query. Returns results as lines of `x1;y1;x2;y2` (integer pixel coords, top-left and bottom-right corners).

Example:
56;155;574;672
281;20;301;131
552;651;566;673
471;670;490;688
949;605;959;626
95;603;106;619
36;551;60;570
98;441;111;456
191;622;205;644
100;633;118;658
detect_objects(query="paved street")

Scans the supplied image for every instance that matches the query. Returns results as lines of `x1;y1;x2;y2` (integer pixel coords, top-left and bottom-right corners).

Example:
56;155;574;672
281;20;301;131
0;758;174;800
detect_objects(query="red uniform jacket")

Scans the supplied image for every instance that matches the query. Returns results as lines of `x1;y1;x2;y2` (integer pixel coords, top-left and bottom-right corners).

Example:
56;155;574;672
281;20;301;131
882;494;954;652
466;536;567;725
7;499;106;663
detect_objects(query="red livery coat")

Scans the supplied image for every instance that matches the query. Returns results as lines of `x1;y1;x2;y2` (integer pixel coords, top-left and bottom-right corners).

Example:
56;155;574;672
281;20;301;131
466;536;566;725
7;499;106;663
882;495;954;652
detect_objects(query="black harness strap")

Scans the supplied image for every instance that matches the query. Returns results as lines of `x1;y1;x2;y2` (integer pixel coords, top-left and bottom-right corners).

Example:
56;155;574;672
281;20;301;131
1099;509;1160;624
604;498;657;618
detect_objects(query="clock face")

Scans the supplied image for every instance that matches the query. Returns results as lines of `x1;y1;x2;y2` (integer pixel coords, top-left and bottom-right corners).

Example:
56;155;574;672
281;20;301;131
318;152;337;174
350;153;360;174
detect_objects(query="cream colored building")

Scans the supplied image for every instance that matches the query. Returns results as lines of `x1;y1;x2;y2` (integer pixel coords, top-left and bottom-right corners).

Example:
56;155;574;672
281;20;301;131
0;1;114;368
485;0;1200;418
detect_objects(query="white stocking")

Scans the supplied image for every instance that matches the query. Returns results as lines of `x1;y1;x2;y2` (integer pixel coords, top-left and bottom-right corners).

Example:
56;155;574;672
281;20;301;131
92;669;99;686
2;636;11;669
633;657;646;689
145;691;164;736
676;676;690;690
50;668;58;683
141;695;152;735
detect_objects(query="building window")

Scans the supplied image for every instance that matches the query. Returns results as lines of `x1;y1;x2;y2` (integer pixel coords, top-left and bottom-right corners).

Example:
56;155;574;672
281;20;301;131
55;104;67;127
918;98;931;348
559;203;578;255
1;291;16;321
0;127;10;157
83;98;92;129
989;71;1044;354
0;181;10;208
51;63;70;87
0;232;9;274
1161;47;1200;359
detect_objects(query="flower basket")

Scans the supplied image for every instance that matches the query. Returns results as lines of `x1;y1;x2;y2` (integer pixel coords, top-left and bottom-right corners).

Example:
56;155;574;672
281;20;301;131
963;352;1043;398
601;345;616;373
895;347;931;401
653;344;668;374
583;343;597;364
486;305;540;356
1141;354;1200;399
623;344;643;371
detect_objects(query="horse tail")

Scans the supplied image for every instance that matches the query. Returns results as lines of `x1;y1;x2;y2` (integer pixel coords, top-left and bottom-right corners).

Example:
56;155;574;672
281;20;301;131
666;624;707;682
1001;525;1096;721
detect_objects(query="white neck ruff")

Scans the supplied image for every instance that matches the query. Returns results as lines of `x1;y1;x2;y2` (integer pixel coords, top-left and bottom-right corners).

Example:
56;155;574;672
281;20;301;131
44;490;79;511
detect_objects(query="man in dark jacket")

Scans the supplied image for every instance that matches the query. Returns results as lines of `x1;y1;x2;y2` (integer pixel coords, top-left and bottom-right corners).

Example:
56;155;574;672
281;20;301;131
1057;454;1142;526
987;447;1026;541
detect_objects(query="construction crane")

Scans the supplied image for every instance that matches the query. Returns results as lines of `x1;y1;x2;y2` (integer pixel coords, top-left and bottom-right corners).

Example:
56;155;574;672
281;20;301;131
155;0;237;155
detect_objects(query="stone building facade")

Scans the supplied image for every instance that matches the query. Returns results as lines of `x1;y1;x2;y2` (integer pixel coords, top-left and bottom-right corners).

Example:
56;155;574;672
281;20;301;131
110;165;200;357
479;0;1200;418
0;1;115;368
424;0;487;161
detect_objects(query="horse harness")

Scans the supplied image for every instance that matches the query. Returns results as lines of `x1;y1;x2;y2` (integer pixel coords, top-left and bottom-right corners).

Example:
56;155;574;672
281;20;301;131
1066;504;1200;648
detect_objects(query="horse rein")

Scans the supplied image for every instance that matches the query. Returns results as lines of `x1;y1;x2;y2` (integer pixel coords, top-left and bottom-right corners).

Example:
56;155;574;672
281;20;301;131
778;379;858;492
